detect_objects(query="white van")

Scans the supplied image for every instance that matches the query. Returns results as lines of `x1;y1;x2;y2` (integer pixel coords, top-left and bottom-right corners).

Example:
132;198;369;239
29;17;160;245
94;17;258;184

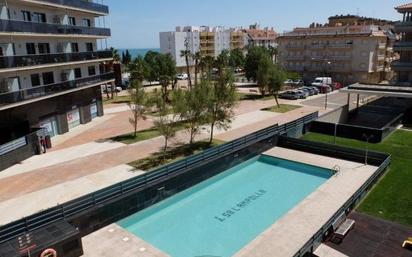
311;77;332;87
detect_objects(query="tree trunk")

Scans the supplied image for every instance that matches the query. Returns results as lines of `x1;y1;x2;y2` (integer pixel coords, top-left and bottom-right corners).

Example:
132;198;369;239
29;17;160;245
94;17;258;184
185;56;192;89
163;137;168;163
209;122;215;144
194;59;198;87
274;94;280;108
105;84;110;99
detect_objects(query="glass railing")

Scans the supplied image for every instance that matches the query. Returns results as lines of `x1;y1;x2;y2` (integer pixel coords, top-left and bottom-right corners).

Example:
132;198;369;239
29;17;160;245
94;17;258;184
0;50;112;69
0;19;111;36
394;42;412;48
0;72;114;105
32;0;109;14
392;61;412;69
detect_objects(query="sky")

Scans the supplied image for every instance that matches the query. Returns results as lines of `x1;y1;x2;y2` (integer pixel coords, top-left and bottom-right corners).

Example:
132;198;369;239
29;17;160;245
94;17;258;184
103;0;407;49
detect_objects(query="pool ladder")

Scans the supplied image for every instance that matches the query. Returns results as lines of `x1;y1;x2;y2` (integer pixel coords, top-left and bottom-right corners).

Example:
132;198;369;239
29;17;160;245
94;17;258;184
332;165;341;177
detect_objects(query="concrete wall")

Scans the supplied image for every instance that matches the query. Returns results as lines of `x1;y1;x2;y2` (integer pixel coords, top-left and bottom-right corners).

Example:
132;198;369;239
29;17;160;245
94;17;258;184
318;105;350;123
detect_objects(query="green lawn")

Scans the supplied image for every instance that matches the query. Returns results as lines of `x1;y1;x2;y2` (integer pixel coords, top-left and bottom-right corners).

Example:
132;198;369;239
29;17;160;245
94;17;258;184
111;122;188;144
262;104;302;113
103;95;132;105
237;92;275;101
111;127;161;144
302;131;412;227
129;139;226;171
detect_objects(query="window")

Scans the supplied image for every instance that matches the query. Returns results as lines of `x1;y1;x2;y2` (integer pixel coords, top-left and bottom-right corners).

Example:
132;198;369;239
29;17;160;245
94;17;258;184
0;47;3;57
85;43;94;52
42;72;54;85
82;18;91;27
26;43;36;55
31;74;41;87
88;66;96;76
32;12;46;23
68;17;76;26
71;43;79;53
74;68;82;78
38;43;50;54
22;11;31;22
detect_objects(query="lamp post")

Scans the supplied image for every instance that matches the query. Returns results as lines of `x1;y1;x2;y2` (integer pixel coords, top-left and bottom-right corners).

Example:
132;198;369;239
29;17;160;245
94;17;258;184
324;60;331;110
362;134;374;165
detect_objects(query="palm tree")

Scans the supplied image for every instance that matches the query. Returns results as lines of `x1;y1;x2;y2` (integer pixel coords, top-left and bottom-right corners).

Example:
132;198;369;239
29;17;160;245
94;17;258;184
180;38;192;89
193;52;202;86
111;47;121;63
268;45;278;63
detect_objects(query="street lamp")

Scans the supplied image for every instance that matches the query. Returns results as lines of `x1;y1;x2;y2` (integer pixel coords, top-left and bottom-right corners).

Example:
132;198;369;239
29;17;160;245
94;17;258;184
324;60;331;110
362;134;374;165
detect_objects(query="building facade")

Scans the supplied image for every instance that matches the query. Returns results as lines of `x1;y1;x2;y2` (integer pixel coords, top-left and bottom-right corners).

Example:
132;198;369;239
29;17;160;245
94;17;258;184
0;0;114;169
160;26;247;67
160;25;278;68
393;3;412;85
278;24;396;85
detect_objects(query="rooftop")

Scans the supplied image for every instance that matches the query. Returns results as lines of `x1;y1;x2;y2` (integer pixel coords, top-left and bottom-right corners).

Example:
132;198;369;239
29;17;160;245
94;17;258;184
396;2;412;12
280;25;390;38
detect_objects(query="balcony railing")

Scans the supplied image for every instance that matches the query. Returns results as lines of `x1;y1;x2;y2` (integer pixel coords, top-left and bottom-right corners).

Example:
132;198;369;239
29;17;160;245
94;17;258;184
285;55;305;60
0;72;114;105
394;42;412;51
392;61;412;71
0;50;112;70
394;21;412;32
0;19;111;37
31;0;109;14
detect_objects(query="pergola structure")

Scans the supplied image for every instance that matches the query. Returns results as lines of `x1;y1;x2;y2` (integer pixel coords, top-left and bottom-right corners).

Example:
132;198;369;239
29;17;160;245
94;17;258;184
341;83;412;110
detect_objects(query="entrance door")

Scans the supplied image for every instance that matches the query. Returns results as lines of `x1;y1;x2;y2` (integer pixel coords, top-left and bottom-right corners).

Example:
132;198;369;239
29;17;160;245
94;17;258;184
90;102;98;119
39;117;59;137
67;108;80;130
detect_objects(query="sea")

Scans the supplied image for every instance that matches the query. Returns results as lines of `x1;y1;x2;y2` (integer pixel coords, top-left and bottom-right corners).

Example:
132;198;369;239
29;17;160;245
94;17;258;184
118;48;160;59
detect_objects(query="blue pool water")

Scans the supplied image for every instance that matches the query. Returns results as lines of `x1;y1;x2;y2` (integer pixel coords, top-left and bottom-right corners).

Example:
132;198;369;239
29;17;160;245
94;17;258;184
118;155;332;257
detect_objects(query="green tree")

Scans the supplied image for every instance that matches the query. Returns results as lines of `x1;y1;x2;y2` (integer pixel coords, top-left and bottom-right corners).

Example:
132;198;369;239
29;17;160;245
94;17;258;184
256;55;272;96
206;68;238;143
156;53;176;102
180;38;192;89
215;50;230;76
111;47;121;63
229;48;245;70
127;57;149;137
122;49;132;65
174;85;209;145
268;45;278;63
144;51;161;84
152;91;178;162
199;55;215;79
268;66;287;108
245;46;271;82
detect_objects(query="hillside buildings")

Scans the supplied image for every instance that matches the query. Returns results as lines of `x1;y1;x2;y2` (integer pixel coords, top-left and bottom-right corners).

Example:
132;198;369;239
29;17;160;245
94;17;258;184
0;0;114;170
277;17;396;85
160;25;277;67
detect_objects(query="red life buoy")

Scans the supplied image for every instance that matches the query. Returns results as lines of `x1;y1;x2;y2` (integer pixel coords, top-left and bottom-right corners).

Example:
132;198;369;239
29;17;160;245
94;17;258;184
40;248;57;257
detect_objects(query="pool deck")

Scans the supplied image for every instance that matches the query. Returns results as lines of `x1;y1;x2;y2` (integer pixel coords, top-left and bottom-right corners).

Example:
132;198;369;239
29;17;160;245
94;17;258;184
234;147;378;257
81;147;379;257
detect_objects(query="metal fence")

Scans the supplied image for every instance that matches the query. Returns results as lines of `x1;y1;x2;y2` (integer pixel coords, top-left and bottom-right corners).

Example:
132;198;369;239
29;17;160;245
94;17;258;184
293;154;391;257
0;112;318;244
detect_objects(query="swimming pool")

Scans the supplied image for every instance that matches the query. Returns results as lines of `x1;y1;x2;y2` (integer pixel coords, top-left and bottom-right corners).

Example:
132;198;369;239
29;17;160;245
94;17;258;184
118;155;333;257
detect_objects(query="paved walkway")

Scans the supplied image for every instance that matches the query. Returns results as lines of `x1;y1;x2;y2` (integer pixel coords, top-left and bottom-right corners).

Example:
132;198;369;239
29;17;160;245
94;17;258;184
314;244;349;257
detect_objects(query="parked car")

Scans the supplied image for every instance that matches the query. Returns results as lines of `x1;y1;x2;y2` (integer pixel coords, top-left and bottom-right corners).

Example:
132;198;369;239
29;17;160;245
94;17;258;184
311;77;332;87
293;80;305;86
295;90;307;99
331;82;344;91
318;84;332;94
298;88;311;97
176;73;189;80
279;91;300;100
301;87;316;96
102;85;122;93
309;86;320;95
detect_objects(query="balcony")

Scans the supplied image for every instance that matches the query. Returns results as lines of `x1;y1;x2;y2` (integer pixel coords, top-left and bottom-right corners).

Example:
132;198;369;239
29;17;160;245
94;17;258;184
0;72;114;106
285;55;305;60
0;19;111;37
394;21;412;32
328;43;353;49
378;43;387;49
394;42;412;51
391;61;412;71
0;50;112;70
29;0;109;15
285;45;305;49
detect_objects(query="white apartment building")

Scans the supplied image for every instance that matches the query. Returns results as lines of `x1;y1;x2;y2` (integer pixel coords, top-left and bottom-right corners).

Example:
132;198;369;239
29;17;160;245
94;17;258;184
160;26;246;67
